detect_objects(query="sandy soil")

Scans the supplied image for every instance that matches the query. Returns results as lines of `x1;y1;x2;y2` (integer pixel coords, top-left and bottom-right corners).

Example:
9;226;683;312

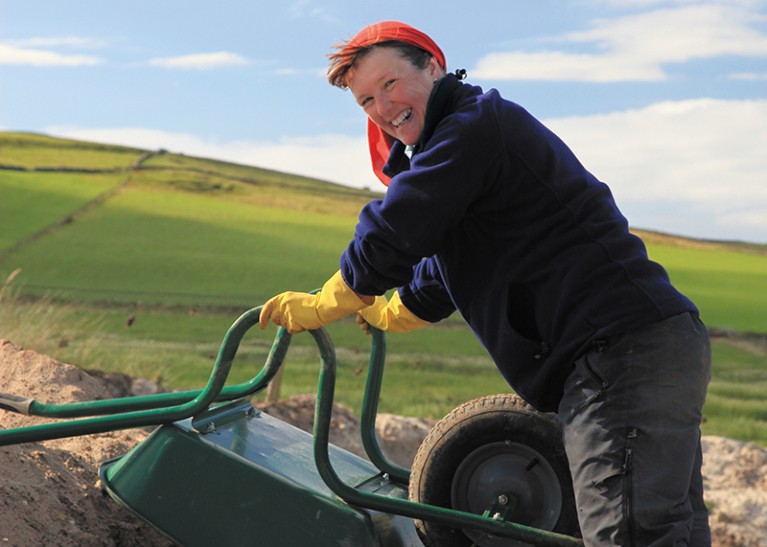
0;339;764;546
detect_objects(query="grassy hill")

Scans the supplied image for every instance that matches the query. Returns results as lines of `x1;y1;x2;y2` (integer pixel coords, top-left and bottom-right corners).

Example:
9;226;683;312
1;131;766;445
0;131;378;306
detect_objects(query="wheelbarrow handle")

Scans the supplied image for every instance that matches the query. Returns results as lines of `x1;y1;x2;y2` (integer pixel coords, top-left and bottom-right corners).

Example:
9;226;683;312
0;393;33;415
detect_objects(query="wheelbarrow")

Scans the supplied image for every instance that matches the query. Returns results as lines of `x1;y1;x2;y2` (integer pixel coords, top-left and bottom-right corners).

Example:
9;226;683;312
0;306;582;546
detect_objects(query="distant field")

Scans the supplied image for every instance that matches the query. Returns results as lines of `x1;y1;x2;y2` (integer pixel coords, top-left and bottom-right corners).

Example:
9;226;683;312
646;244;767;333
704;337;767;444
3;175;765;331
1;131;765;447
3;183;355;306
0;132;142;169
3;132;765;323
0;170;124;251
1;132;376;306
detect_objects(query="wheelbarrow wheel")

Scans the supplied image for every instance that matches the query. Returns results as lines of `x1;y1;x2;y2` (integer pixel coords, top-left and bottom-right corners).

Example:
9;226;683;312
409;393;580;546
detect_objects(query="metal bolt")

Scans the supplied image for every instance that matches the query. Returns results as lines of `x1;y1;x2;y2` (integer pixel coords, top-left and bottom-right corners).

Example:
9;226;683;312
497;494;509;506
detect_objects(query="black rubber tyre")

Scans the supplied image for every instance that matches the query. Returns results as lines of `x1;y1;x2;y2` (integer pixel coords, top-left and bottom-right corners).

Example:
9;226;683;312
409;394;580;546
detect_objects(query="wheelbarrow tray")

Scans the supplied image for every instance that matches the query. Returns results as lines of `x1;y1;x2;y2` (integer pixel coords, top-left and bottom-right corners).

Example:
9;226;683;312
99;400;421;547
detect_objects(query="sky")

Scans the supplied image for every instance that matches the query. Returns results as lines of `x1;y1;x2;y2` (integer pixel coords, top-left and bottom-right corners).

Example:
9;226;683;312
2;0;767;244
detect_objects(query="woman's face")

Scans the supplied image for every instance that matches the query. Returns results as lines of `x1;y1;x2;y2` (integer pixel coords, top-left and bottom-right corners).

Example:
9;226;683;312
348;46;442;146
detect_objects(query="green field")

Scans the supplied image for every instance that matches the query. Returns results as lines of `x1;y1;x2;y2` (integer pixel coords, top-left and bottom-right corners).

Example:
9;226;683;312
645;242;767;333
1;131;766;446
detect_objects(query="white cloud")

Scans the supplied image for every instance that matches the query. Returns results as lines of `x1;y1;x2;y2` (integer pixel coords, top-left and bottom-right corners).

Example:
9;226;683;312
544;98;767;241
7;36;107;49
473;3;767;82
146;51;249;70
287;0;339;24
474;50;666;82
728;71;767;80
0;44;102;66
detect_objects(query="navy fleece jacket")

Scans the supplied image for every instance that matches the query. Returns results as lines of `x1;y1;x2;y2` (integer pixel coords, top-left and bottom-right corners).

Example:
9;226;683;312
340;74;697;411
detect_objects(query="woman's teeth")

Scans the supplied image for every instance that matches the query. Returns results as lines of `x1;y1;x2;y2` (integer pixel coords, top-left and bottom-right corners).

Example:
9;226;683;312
392;108;412;128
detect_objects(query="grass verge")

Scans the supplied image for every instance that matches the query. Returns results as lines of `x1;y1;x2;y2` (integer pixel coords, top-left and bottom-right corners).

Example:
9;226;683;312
2;284;764;447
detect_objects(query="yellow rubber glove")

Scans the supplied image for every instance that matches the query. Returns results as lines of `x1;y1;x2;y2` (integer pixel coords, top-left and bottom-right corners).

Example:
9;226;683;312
259;271;369;334
357;290;429;334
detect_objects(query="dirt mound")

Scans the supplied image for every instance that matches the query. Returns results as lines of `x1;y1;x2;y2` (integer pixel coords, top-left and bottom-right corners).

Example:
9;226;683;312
0;340;175;546
1;339;765;546
703;436;767;546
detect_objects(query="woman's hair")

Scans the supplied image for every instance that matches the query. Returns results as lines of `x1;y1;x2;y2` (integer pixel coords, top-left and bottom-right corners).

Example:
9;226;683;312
327;40;434;89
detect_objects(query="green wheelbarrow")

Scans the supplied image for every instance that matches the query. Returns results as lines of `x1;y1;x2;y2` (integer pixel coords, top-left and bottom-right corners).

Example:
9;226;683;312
0;306;582;546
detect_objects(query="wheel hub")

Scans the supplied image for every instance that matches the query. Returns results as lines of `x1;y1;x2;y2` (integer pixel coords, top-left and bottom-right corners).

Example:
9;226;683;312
450;441;563;546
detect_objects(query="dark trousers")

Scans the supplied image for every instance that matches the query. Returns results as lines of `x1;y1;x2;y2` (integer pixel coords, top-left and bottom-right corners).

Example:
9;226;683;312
558;312;712;546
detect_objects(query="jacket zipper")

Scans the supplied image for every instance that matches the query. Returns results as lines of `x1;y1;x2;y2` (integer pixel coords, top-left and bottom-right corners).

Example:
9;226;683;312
623;428;637;546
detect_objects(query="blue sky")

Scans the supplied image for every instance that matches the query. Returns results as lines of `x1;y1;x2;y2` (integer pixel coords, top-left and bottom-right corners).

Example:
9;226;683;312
2;0;767;243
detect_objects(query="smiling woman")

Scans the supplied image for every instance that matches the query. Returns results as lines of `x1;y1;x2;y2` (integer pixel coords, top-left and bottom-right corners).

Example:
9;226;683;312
257;20;716;546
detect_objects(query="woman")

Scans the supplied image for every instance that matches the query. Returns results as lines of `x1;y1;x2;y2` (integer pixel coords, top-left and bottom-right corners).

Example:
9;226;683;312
260;21;711;546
